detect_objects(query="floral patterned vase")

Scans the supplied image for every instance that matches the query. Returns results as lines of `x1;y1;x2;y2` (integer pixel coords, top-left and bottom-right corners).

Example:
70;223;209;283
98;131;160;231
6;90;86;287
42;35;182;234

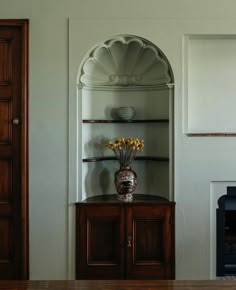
114;166;138;201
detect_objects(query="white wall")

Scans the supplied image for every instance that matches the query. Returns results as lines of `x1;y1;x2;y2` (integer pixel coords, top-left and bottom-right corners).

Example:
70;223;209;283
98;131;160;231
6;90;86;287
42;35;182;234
1;0;236;280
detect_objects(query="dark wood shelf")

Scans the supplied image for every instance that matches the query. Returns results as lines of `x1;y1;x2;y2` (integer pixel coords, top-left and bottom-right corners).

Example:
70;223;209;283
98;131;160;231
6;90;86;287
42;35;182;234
82;156;169;162
82;119;169;123
80;194;169;203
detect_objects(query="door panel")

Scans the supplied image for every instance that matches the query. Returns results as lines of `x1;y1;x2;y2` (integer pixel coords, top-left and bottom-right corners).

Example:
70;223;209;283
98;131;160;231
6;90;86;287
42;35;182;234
0;101;11;143
88;218;120;264
126;205;175;279
0;217;12;260
0;20;28;279
135;218;164;263
0;37;12;84
76;205;125;279
0;159;12;202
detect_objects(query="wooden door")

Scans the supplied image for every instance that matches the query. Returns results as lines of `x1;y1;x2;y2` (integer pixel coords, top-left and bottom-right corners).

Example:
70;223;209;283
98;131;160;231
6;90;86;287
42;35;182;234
0;20;28;279
76;204;125;279
126;204;175;279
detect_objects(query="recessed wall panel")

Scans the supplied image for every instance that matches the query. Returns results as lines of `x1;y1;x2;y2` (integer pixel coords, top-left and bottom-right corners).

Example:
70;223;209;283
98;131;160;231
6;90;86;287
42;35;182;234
184;35;236;134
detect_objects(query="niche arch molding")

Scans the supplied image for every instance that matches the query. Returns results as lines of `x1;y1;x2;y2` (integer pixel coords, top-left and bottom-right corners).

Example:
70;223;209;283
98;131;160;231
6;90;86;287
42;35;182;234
78;34;174;90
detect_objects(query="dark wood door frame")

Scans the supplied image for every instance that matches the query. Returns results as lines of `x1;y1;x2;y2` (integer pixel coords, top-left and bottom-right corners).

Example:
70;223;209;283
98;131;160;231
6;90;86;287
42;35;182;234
0;19;29;279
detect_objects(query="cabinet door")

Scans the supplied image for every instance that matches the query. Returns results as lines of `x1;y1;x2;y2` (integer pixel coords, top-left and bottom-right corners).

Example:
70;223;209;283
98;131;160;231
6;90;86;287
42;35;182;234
126;205;175;279
76;205;125;279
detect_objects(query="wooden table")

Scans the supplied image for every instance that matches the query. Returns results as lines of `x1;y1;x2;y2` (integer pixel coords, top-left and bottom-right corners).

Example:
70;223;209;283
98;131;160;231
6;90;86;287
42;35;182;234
0;280;236;290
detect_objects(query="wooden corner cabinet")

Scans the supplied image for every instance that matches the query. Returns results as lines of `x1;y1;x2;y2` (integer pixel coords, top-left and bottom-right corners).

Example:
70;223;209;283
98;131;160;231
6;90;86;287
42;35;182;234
75;35;175;280
76;194;175;280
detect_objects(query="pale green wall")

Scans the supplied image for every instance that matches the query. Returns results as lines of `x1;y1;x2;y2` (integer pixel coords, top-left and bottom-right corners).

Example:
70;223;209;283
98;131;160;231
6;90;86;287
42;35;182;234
1;0;236;280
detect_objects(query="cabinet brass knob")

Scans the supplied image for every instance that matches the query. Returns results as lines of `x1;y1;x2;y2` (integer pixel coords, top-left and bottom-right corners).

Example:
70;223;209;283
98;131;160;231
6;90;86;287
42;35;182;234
127;235;132;248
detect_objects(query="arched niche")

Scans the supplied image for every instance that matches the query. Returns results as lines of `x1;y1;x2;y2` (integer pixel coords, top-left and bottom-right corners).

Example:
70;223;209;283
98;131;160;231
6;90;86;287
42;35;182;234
77;34;175;202
78;34;174;89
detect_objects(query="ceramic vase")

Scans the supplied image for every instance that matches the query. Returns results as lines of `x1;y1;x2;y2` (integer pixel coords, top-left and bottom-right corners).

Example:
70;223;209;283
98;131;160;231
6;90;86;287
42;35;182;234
114;166;138;201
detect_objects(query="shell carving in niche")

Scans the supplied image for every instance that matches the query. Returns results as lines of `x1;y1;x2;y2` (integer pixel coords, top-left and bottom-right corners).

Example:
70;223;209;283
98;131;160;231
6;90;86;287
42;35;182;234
79;35;172;87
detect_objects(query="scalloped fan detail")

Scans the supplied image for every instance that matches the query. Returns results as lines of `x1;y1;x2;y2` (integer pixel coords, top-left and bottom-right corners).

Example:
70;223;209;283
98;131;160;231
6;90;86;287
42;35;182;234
79;35;172;87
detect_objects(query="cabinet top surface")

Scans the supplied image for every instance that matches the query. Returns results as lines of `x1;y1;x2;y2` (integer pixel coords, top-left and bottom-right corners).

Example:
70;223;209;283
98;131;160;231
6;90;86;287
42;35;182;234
76;194;175;204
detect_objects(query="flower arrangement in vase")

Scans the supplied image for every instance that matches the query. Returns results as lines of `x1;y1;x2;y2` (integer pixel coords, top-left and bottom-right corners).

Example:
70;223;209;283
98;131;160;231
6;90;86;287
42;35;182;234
105;137;144;201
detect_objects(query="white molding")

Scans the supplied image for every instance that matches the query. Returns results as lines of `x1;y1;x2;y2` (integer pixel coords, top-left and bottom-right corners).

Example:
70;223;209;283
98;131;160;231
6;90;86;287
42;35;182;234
182;34;189;134
169;87;175;201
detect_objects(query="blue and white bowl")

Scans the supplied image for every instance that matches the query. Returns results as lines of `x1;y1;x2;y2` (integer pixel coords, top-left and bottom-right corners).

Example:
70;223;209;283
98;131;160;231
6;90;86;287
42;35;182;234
116;106;135;121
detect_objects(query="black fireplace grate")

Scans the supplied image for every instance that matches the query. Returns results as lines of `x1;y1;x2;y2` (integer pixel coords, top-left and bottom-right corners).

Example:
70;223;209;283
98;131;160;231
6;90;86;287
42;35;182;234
217;187;236;276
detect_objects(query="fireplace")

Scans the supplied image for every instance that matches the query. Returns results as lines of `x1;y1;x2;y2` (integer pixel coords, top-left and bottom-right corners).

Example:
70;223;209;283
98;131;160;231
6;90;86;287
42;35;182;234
217;186;236;276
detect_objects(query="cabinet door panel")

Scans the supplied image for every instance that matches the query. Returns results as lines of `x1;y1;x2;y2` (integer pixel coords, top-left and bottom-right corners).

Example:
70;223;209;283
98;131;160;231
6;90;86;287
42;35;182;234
135;218;164;263
87;218;119;264
126;205;175;279
76;205;125;279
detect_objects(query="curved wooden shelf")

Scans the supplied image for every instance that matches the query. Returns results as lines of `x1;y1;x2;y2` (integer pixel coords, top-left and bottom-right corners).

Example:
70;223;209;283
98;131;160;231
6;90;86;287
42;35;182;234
82;156;169;162
82;119;169;123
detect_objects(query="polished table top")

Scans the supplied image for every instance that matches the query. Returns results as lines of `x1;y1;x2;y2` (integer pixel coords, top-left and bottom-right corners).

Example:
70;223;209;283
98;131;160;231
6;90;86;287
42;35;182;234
0;280;236;290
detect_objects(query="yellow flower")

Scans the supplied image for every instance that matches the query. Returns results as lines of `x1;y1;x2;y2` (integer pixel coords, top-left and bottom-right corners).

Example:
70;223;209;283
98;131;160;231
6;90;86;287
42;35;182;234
105;137;145;167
